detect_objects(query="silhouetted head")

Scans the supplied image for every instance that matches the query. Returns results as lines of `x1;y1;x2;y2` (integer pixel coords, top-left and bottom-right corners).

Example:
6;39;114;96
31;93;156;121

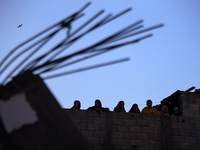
146;100;152;108
117;101;125;109
95;99;102;108
129;103;140;113
71;100;81;109
74;100;81;109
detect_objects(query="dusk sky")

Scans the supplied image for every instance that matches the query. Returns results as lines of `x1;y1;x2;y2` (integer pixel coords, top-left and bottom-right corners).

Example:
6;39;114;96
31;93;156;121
1;0;200;111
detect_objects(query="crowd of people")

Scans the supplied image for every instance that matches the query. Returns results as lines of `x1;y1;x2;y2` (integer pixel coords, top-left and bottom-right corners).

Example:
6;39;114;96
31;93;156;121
70;99;180;116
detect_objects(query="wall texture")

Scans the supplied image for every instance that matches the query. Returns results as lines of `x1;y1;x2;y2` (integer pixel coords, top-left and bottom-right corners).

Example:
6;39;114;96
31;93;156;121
64;104;200;150
180;92;200;117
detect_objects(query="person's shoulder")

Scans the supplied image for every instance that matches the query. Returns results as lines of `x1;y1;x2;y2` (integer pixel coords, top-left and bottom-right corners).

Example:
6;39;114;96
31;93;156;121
87;106;95;110
114;106;120;111
142;107;148;110
152;107;160;114
129;109;133;112
152;107;159;111
103;107;109;112
141;107;148;113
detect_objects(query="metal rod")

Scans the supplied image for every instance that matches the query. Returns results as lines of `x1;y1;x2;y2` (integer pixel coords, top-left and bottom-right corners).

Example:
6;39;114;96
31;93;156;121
45;10;106;62
1;35;56;85
0;2;164;85
23;11;109;72
43;58;129;79
37;51;108;74
0;2;91;73
70;10;105;37
100;8;132;25
86;34;153;52
123;24;164;39
31;23;157;72
38;34;151;74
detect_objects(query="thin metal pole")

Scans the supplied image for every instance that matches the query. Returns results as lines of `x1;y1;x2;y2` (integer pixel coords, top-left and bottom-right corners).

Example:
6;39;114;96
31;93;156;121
43;58;129;79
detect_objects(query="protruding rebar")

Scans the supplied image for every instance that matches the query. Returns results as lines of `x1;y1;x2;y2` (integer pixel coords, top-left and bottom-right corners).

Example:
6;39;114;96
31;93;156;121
0;2;164;86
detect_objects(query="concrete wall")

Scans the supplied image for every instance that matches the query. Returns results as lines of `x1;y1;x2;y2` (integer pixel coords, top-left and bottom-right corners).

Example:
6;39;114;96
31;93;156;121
64;109;200;150
180;92;200;117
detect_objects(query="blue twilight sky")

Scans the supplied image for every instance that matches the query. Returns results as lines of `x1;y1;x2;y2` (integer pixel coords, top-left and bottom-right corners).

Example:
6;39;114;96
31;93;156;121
0;0;200;111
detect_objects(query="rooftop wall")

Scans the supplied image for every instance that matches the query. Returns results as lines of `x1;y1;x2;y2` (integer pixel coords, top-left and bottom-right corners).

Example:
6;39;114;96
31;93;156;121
180;92;200;117
64;109;200;150
0;73;199;150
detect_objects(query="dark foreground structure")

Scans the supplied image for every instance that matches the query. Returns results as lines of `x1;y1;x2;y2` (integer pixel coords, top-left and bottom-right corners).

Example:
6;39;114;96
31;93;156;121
0;73;91;150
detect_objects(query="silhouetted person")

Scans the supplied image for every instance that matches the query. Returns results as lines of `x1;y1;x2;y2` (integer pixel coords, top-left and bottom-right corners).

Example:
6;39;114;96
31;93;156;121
142;100;160;115
71;100;81;109
87;99;109;112
114;101;126;112
129;103;140;113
